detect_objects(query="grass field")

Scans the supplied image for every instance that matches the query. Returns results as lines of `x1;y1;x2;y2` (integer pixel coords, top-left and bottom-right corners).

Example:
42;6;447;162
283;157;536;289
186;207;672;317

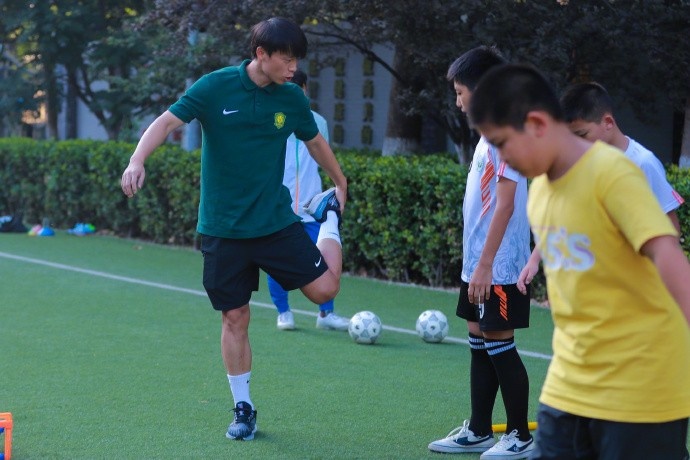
0;231;613;458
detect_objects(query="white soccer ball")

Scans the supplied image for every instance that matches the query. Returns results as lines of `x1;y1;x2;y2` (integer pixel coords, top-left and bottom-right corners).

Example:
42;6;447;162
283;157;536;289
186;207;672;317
416;309;449;343
348;311;382;344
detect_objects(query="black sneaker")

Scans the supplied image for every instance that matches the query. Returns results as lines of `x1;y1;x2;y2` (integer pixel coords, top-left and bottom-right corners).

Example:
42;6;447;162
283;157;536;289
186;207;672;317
304;187;341;224
226;401;257;441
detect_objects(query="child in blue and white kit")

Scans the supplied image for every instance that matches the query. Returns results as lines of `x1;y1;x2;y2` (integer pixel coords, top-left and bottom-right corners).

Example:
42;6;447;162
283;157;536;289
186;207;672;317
267;69;349;332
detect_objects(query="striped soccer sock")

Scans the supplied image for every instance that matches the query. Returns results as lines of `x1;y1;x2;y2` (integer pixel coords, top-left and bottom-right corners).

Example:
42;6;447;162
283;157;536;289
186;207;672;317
486;337;531;441
468;333;499;436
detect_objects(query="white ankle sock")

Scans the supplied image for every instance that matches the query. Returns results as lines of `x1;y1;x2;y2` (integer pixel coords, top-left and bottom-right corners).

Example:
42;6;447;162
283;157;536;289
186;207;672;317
317;211;341;246
228;372;253;408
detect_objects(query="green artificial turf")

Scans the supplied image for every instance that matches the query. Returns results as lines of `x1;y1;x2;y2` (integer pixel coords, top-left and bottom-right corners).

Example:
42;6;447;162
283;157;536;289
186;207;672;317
1;232;554;459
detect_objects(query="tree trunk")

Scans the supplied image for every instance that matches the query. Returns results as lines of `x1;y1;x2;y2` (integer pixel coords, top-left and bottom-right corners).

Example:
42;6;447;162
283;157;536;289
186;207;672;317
65;70;78;139
382;48;421;156
44;62;60;139
680;99;690;168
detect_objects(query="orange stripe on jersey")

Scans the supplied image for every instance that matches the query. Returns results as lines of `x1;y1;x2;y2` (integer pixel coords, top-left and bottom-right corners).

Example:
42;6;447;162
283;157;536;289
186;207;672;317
494;285;508;321
480;152;495;218
497;161;506;176
672;190;685;205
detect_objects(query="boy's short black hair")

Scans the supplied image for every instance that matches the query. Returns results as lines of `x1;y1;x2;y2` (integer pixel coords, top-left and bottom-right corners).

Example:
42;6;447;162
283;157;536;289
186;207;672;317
291;69;308;88
446;46;507;90
250;17;307;59
469;64;563;129
560;82;614;123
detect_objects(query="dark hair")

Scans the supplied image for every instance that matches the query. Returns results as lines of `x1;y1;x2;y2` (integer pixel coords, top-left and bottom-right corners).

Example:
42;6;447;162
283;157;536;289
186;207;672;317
469;64;563;129
250;17;307;59
291;69;308;88
446;46;507;90
560;82;614;123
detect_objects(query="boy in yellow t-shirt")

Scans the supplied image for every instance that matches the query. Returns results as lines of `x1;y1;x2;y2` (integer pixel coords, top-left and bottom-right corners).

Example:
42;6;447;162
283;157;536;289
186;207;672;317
469;63;690;459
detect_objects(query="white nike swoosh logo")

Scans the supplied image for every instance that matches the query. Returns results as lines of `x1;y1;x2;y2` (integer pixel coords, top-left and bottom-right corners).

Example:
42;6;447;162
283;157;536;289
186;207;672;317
222;109;239;115
314;257;322;267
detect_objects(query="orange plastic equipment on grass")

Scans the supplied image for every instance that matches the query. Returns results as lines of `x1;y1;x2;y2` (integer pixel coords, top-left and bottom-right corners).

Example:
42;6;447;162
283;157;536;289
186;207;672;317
0;412;12;460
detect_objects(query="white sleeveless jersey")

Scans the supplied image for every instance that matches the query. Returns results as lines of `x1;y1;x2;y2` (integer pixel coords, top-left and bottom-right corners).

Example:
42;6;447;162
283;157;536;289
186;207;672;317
461;137;530;284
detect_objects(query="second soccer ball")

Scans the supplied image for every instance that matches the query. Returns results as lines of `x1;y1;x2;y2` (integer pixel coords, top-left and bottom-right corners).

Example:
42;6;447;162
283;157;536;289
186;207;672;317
416;309;449;343
348;311;382;344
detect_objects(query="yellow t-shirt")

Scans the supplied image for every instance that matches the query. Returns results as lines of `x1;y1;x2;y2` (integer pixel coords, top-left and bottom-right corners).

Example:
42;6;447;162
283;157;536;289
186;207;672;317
528;141;690;423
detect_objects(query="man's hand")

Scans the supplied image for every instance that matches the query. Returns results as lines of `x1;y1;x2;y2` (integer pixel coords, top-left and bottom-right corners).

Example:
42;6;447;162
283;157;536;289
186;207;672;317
334;185;347;213
121;161;146;198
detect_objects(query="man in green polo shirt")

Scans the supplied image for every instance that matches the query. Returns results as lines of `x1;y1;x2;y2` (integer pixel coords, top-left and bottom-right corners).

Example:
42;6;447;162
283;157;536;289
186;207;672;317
120;17;347;441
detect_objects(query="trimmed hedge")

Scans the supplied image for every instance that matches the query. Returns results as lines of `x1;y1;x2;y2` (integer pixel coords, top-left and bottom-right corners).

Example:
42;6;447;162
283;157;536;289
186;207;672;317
0;138;200;244
1;138;689;292
666;165;690;257
335;151;465;286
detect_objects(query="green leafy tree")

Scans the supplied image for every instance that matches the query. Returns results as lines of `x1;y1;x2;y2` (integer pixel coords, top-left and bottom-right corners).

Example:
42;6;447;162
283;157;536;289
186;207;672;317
0;44;43;136
471;1;689;117
144;1;690;162
143;0;475;156
0;1;191;141
464;0;690;163
9;1;684;155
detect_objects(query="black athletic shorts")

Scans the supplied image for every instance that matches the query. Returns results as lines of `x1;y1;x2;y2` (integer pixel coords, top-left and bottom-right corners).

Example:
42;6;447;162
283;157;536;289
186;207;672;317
200;222;328;311
456;280;530;331
531;403;689;460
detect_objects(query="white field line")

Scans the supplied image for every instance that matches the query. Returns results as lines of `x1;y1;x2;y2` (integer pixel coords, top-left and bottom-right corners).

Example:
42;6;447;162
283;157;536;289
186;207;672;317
0;251;552;361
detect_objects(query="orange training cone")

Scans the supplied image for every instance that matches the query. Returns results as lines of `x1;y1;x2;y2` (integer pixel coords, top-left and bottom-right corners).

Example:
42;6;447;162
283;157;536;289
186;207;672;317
0;412;12;460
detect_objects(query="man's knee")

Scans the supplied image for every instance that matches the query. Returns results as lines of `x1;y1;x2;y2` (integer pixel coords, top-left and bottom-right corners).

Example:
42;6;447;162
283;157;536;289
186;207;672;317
302;275;339;304
222;305;250;330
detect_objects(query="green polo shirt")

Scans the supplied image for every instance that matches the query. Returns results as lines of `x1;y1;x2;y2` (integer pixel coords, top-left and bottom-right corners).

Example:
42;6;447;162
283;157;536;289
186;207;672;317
169;59;319;238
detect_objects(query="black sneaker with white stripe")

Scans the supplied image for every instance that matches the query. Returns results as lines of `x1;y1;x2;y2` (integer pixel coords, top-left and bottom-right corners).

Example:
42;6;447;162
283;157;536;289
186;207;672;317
226;401;257;441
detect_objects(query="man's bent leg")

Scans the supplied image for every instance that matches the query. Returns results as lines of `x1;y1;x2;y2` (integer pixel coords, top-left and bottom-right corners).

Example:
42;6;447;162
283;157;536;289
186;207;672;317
300;237;341;305
317;237;342;279
303;221;336;314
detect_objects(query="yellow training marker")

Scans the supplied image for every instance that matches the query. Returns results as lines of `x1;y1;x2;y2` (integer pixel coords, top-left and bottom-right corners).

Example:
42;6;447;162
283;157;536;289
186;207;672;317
492;421;537;433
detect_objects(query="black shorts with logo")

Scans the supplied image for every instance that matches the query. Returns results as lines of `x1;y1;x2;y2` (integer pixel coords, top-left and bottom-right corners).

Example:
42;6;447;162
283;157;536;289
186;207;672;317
200;222;328;311
456;280;530;331
532;403;689;460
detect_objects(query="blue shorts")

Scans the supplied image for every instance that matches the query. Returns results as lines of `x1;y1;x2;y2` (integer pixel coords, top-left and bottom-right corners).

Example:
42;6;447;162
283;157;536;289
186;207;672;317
456;281;530;331
531;403;689;460
200;222;328;311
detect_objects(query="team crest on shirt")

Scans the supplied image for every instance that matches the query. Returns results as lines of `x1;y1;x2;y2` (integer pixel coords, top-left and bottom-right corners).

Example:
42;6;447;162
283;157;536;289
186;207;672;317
274;112;286;129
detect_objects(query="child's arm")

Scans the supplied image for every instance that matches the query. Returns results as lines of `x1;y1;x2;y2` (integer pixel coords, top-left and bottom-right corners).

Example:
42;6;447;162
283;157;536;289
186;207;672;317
517;248;541;295
666;210;681;235
641;235;690;326
469;177;516;304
